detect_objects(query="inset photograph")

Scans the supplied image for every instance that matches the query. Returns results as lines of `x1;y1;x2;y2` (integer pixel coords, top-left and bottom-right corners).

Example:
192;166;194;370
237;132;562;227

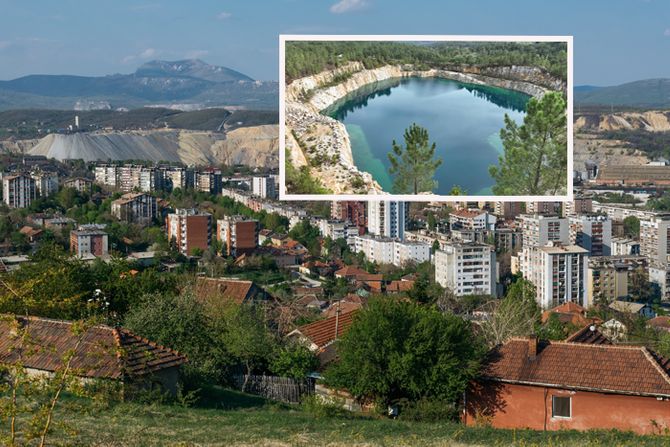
280;35;572;200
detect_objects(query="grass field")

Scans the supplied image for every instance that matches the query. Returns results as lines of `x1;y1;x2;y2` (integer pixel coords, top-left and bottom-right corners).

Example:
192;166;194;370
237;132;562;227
38;387;670;447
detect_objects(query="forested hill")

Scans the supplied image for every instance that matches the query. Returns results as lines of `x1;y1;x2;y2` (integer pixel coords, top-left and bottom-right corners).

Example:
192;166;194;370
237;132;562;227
284;41;567;82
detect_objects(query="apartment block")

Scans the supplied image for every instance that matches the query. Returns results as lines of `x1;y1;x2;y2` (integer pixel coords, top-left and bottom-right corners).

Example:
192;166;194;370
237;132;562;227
353;235;430;267
2;174;36;208
368;201;407;240
70;224;109;257
216;216;259;257
536;243;588;309
195;168;222;194
31;171;59;197
434;242;496;296
569;215;612;256
252;176;278;199
166;209;212;255
111;192;157;224
449;209;497;231
640;214;670;266
493;202;523;220
331;201;367;235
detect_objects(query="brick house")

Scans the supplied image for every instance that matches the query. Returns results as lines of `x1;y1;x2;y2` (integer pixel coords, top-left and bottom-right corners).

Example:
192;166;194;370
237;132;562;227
465;334;670;434
0;316;186;396
287;310;358;366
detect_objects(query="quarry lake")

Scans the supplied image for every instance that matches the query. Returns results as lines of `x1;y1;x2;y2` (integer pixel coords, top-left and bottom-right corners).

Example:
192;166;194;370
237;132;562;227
324;77;530;195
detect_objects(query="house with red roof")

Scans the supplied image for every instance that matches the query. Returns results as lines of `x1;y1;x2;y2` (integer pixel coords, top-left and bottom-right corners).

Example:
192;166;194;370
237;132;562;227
287;310;358;366
464;334;670;434
0;315;186;396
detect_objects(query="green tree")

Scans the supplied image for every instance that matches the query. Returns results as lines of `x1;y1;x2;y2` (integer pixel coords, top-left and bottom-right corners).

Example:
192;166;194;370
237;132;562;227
270;343;319;379
490;92;567;195
325;298;483;407
388;123;443;194
623;216;640;238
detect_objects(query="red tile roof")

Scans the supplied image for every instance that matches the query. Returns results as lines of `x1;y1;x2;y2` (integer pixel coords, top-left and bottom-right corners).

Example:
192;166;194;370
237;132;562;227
565;325;612;345
323;301;362;318
387;280;414;292
0;316;186;379
648;316;670;331
195;277;259;305
335;266;368;278
482;338;670;397
294;310;358;349
450;209;483;218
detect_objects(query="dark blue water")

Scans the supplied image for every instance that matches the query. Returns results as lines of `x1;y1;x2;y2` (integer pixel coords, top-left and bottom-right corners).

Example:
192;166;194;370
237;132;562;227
324;77;530;195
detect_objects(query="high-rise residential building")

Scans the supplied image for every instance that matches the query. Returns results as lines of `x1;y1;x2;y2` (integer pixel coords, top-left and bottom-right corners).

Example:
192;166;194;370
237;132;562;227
526;201;561;216
449;209;497;231
252;176;278;199
535;243;588;309
63;177;93;193
353;235;430;267
493;202;523;220
111;192;157;224
434;242;496;296
563;196;593;217
216;216;259;257
162;167;194;191
331;201;367;235
70;224;109;257
166;209;212;256
94;164;118;188
31;170;59;197
195;168;222;194
640;214;670;266
569;215;612;257
368;201;407;240
587;256;645;305
2;174;36;208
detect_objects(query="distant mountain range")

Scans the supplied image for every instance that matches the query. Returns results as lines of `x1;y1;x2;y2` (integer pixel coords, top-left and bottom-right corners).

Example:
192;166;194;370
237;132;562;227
0;59;278;111
575;79;670;108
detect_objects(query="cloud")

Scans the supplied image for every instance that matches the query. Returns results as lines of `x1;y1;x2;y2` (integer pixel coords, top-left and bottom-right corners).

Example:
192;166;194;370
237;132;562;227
330;0;368;14
217;11;232;20
122;48;160;64
664;28;670;36
185;49;209;59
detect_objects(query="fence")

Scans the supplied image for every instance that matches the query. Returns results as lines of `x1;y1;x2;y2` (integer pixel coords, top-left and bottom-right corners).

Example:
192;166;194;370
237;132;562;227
232;374;315;404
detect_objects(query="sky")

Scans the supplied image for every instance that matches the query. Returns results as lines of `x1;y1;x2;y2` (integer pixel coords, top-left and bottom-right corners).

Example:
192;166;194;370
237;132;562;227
0;0;668;86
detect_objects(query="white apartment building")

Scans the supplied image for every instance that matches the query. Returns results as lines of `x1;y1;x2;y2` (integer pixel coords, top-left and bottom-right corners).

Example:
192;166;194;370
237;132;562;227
434;242;496;296
368;201;407;240
353;235;430;267
252;176;278;199
449;209;497;231
535;243;588;309
31;171;59;197
569;214;612;256
640;214;670;266
2;174;36;208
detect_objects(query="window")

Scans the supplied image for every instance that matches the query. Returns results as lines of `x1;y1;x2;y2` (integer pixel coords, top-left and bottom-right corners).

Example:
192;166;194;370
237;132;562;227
552;396;571;418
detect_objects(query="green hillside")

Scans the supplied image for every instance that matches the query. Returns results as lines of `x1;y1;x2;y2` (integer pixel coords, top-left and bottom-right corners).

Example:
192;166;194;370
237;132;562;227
575;79;670;107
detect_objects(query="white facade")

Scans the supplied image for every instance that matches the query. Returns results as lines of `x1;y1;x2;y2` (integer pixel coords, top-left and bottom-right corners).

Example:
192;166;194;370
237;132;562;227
368;201;406;240
32;171;59;197
252;176;277;199
3;174;36;208
640;215;670;266
569;215;612;256
434;242;496;296
536;243;588;309
353;235;430;267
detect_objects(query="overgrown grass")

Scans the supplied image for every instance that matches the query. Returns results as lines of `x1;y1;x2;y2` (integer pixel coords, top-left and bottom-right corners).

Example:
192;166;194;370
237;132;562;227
37;387;670;447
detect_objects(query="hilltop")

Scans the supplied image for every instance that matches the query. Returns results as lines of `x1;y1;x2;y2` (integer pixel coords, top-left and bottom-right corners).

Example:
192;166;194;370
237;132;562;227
0;59;278;111
575;79;670;108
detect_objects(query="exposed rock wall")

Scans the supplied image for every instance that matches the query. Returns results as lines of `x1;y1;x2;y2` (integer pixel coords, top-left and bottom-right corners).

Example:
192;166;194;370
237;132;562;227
575;111;670;132
285;62;564;194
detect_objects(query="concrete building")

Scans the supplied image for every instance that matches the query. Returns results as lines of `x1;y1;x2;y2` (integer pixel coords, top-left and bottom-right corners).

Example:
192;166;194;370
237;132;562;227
569;215;612;256
166;209;212;256
63;177;93;193
331;201;367;235
434;242;496;296
640;214;670;266
111;193;157;224
94;164;118;188
318;219;359;245
70;224;109;257
535;243;588;309
195;169;222;194
650;265;670;302
252;176;277;199
563;196;593;217
368;201;407;240
31;171;59;197
526;201;561;216
586;256;644;304
3;174;36;208
353;235;430;267
449;209;497;231
493;202;523;220
162;167;193;191
611;237;640;256
216;216;259;257
519;215;569;285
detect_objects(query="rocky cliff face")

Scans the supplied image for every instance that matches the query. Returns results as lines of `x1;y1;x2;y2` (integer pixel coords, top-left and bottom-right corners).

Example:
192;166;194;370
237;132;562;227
574;111;670;132
285;62;563;195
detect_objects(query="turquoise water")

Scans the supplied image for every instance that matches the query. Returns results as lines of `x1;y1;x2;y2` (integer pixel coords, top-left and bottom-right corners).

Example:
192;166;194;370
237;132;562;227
324;77;530;195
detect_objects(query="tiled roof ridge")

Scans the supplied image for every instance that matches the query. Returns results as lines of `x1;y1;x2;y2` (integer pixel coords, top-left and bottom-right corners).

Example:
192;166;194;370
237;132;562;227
507;337;648;351
117;327;186;361
640;346;670;386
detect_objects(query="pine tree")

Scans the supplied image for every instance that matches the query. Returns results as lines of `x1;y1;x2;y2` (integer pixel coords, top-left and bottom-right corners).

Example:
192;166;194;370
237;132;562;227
489;92;567;195
388;123;443;194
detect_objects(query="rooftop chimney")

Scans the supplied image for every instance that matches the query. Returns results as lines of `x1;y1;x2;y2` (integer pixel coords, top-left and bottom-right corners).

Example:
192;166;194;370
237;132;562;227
528;334;538;360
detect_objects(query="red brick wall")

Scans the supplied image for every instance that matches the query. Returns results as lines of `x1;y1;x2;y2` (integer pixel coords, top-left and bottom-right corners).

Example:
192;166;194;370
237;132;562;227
185;215;210;255
235;221;258;255
465;382;670;435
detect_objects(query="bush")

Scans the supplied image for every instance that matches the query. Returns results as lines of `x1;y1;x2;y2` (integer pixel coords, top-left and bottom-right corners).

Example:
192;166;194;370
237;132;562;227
396;397;459;422
301;395;349;419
